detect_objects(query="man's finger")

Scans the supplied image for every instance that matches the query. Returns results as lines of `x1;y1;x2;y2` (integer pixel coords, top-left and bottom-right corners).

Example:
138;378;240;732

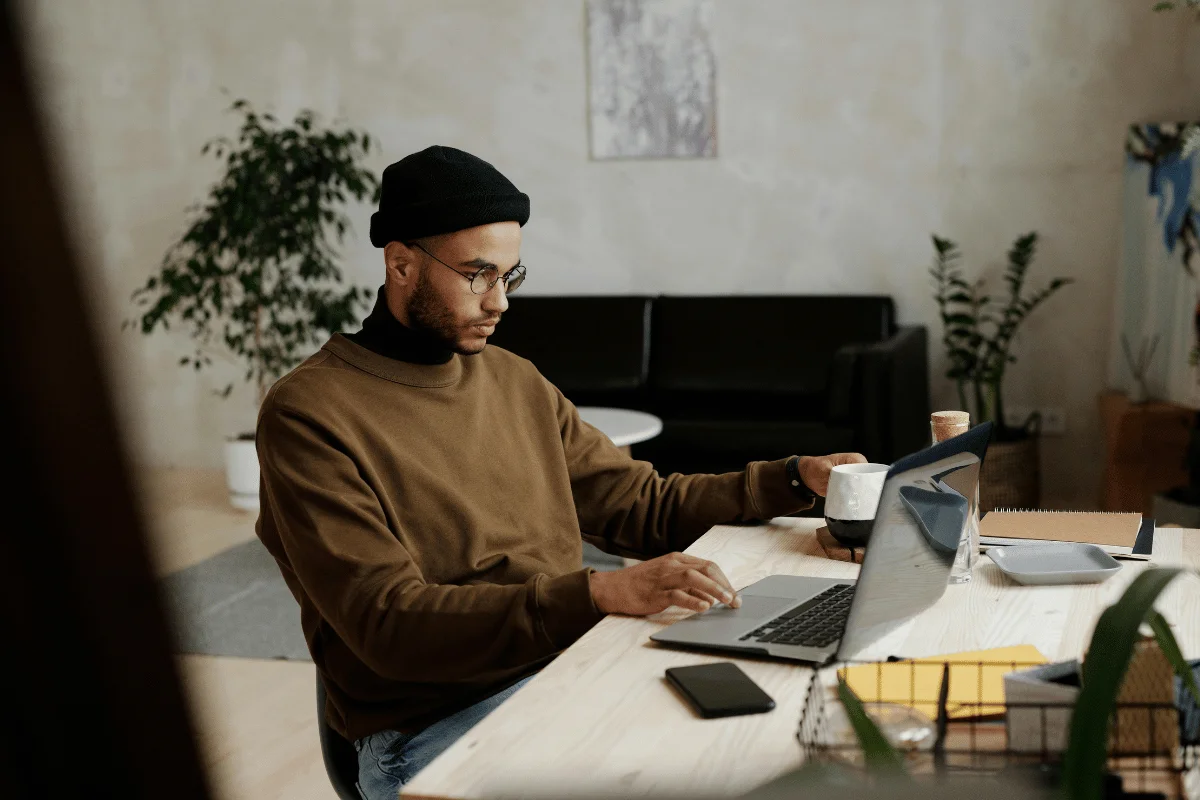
683;586;726;608
676;555;740;607
697;561;740;607
676;557;737;593
804;464;831;497
676;568;736;606
837;452;868;465
667;588;710;613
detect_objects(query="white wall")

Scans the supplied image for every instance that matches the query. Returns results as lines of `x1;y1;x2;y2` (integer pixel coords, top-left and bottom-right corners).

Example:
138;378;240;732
15;0;1200;506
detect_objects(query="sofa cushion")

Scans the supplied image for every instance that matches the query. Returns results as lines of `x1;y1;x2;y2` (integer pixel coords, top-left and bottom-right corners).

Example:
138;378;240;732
649;296;895;396
646;389;827;423
486;296;653;394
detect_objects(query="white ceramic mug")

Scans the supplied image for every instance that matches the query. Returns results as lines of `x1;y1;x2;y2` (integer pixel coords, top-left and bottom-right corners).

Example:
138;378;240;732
824;463;889;545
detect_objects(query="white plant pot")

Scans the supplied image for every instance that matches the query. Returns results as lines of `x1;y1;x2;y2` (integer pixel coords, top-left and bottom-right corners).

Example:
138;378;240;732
224;436;260;511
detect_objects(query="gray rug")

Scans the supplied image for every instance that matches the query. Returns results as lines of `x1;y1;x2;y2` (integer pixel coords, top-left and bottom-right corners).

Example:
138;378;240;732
162;538;625;661
162;538;310;660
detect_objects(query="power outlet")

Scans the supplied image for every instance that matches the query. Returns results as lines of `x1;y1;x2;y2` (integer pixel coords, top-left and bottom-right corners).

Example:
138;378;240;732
1003;406;1033;429
1041;407;1066;436
1002;405;1066;436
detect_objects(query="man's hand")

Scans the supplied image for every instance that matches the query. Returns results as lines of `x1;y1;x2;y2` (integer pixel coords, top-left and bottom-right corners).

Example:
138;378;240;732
588;552;741;616
797;453;868;496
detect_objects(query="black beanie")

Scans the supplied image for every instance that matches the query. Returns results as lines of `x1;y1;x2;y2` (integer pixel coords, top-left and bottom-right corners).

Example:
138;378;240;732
369;146;530;247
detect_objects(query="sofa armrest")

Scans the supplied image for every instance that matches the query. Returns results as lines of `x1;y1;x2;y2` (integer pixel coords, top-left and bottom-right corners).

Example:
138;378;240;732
826;346;859;425
860;325;931;462
829;326;930;462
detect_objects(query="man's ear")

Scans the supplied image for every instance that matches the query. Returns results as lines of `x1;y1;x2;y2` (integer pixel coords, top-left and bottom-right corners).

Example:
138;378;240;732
383;241;419;286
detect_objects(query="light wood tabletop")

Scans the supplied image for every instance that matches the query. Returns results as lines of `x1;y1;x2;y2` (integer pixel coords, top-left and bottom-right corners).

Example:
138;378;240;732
402;518;1200;800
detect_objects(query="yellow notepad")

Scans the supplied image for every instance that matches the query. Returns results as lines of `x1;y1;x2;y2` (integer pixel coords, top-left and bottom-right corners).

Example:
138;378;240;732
838;645;1047;719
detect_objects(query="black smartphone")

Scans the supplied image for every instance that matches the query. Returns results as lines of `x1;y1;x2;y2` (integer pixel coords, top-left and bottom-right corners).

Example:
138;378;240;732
664;662;775;719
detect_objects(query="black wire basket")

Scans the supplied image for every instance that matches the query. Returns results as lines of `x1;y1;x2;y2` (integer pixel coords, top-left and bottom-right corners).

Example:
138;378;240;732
796;657;1200;799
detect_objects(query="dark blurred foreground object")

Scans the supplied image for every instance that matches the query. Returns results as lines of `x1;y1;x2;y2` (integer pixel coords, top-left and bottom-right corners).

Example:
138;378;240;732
535;775;1051;800
0;3;212;797
738;772;1052;800
488;295;930;477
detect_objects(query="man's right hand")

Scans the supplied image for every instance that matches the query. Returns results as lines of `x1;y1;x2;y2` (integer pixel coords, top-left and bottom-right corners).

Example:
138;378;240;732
588;552;741;616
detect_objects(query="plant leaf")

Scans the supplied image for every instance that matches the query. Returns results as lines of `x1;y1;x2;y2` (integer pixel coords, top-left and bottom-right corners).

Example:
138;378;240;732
1062;567;1186;800
932;234;957;255
1148;610;1200;706
128;97;376;393
836;678;909;777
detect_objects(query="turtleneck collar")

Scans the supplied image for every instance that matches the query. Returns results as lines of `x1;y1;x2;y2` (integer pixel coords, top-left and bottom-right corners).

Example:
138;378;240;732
345;286;453;366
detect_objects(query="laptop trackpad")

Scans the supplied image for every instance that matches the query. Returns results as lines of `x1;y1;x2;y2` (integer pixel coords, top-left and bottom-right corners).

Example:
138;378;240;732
664;594;796;641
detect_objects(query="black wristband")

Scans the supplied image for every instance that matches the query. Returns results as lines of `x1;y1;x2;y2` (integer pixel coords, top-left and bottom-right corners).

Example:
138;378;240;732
785;456;816;501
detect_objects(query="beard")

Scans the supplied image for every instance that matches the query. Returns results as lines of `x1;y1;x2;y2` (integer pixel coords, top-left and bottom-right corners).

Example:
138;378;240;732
406;268;490;355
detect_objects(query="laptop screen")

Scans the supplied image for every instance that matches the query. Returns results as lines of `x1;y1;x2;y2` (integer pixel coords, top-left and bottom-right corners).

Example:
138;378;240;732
835;422;993;660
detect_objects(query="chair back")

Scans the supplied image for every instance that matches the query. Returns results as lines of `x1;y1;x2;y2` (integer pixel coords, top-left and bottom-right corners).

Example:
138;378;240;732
317;676;362;800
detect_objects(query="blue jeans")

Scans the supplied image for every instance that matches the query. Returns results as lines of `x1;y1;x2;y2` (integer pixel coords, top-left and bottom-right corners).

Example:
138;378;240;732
354;676;534;800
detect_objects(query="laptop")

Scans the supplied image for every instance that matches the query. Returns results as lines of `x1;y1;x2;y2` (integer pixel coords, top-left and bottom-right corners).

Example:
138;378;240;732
649;422;993;664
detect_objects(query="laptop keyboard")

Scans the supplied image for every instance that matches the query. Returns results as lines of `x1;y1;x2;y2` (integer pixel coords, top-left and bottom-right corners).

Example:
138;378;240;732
739;583;856;649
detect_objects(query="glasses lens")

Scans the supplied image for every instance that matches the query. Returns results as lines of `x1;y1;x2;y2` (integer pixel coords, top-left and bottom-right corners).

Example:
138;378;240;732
504;267;526;294
470;268;498;294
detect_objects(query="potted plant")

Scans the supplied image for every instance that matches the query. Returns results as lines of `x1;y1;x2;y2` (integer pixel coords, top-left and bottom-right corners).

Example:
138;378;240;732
928;232;1073;511
126;98;379;510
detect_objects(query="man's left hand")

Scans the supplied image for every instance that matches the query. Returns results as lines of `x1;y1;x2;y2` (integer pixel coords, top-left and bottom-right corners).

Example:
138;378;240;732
797;453;868;497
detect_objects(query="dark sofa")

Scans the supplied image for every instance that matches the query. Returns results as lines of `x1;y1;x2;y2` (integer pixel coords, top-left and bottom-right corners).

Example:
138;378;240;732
486;295;930;478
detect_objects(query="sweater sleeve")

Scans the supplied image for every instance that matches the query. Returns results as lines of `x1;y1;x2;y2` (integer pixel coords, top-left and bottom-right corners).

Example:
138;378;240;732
556;389;814;558
257;401;603;683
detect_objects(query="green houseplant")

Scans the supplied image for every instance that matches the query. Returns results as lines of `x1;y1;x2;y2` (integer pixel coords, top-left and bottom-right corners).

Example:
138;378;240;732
929;232;1072;509
126;98;379;509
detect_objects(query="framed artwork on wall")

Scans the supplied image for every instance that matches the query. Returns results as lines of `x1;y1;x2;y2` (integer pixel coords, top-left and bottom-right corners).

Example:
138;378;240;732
1108;123;1200;408
586;0;716;159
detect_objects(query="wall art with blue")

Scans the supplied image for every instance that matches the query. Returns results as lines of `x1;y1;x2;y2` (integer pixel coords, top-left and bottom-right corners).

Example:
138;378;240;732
1109;122;1200;407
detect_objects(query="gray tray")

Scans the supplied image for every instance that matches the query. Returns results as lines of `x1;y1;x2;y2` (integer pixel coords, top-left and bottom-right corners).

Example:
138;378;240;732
987;542;1122;585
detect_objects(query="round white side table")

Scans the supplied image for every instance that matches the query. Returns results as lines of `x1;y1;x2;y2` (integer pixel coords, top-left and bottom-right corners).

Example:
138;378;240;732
576;407;663;568
577;407;663;450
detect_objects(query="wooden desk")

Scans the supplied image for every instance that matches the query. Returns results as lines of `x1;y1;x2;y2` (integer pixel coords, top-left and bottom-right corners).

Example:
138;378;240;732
402;518;1200;800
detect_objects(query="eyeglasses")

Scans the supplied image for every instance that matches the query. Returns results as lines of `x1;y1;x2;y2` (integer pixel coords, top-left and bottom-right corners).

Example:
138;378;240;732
410;242;527;295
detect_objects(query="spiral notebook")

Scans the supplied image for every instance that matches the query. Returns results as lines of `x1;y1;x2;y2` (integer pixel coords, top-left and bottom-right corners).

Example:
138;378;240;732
979;509;1154;560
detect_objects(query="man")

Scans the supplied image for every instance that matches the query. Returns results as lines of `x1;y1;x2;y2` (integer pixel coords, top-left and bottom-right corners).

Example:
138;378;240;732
255;145;866;800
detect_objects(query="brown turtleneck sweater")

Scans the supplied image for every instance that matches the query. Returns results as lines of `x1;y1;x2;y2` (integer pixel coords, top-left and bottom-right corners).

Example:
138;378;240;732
254;292;813;741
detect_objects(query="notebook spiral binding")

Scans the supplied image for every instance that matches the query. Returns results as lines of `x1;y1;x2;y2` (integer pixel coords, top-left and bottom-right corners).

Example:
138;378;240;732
992;508;1136;514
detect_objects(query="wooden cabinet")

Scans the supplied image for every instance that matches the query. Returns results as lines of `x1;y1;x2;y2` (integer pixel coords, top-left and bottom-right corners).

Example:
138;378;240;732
1099;391;1194;515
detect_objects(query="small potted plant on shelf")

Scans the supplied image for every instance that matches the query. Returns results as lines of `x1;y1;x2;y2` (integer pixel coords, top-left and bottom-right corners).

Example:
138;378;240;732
928;232;1073;511
126;98;378;510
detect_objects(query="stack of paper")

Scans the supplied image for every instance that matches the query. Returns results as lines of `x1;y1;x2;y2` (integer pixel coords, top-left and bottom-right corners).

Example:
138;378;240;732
839;645;1048;720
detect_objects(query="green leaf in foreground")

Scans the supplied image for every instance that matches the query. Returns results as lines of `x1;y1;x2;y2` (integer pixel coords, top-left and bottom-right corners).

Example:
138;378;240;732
1148;609;1200;706
1061;568;1185;800
837;677;910;777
